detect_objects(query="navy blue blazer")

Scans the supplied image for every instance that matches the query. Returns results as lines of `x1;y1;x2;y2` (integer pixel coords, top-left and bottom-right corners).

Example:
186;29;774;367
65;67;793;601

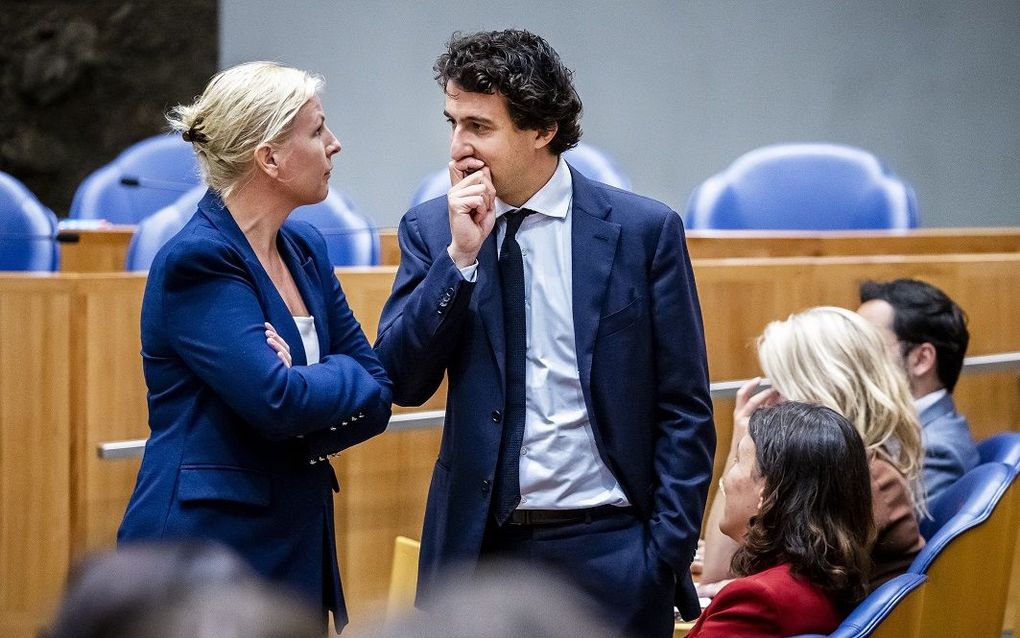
118;192;392;627
375;167;715;619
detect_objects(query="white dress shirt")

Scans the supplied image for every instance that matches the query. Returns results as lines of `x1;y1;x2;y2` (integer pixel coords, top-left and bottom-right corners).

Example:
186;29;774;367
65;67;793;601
914;388;947;417
461;158;628;509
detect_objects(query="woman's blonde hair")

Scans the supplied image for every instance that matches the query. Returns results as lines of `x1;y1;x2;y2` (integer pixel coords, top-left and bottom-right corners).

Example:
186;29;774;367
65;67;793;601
167;61;323;198
757;306;926;510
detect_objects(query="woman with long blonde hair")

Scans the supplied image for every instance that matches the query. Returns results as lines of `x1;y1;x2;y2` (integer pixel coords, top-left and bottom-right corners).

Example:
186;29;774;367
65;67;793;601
699;306;925;596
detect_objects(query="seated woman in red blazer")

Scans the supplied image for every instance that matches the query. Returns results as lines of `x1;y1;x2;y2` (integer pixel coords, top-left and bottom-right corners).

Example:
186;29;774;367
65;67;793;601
687;401;874;638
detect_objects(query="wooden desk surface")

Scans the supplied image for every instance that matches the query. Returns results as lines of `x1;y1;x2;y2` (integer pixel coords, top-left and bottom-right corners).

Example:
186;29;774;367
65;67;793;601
57;225;135;273
53;224;1020;272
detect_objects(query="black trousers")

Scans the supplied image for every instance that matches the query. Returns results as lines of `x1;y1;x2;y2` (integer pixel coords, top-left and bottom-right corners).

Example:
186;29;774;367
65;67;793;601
480;510;675;638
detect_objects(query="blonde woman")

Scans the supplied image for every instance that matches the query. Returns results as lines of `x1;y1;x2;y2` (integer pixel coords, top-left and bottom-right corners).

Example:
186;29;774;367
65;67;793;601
118;62;391;631
699;306;924;596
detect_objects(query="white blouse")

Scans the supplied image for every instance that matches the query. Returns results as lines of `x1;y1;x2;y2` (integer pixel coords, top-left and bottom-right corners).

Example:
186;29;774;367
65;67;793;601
292;316;320;365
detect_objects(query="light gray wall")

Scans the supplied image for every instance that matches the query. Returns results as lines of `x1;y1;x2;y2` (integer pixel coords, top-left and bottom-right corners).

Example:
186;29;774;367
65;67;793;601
221;0;1020;229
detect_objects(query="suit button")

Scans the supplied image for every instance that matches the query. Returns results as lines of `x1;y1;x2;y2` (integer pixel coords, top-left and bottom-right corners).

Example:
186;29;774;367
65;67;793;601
491;410;502;423
481;479;491;495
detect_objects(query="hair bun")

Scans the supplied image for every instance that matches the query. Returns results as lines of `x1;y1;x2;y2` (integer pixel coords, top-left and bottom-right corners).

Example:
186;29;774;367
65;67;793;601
182;125;208;144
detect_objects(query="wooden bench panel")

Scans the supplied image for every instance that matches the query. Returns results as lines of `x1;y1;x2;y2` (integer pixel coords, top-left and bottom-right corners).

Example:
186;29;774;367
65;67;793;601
2;250;1018;635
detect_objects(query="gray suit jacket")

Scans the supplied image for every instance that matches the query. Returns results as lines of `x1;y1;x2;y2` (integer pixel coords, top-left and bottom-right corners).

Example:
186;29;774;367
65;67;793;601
920;393;979;502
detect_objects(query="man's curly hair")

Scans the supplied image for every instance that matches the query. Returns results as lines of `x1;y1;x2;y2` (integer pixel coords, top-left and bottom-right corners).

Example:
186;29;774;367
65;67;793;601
434;30;583;155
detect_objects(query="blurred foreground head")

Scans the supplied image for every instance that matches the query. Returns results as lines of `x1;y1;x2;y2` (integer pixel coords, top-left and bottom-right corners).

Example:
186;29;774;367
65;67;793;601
44;541;322;638
374;560;614;638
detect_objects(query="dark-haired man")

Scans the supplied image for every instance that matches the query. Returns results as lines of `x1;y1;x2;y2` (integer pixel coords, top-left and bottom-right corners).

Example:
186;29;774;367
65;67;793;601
375;30;714;636
858;278;978;501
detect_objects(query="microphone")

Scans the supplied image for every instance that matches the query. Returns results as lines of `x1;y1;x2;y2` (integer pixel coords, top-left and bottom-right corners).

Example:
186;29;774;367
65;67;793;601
119;175;195;193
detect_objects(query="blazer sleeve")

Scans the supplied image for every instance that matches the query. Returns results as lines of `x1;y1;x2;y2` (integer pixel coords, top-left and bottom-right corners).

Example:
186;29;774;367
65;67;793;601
688;578;781;638
305;232;393;455
161;237;384;440
646;212;717;574
374;207;476;406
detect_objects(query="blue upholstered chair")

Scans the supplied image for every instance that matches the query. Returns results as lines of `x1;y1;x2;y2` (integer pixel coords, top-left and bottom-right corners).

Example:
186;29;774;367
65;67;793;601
0;171;60;271
409;142;631;206
291;189;379;266
125;185;205;271
70;134;201;224
684;144;919;230
908;462;1017;637
916;461;1015;543
126;187;378;271
791;574;927;638
977;432;1020;472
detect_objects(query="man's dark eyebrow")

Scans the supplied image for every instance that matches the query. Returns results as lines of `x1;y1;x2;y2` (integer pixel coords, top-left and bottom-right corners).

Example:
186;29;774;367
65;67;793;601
443;112;495;127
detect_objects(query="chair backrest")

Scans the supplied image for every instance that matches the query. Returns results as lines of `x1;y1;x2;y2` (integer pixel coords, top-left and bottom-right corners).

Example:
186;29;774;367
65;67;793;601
685;143;919;230
125;185;205;271
125;187;378;271
908;462;1018;638
977;432;1020;472
0;171;60;271
290;190;379;266
386;536;420;618
70;134;201;224
560;142;631;190
792;573;927;638
408;142;631;207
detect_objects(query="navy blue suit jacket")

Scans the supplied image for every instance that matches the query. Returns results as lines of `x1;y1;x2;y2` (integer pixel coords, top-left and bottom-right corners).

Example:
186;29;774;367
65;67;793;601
118;191;391;627
375;167;715;619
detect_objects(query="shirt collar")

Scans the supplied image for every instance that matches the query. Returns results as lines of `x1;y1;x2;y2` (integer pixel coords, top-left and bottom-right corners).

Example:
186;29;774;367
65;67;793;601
495;156;572;220
913;388;948;415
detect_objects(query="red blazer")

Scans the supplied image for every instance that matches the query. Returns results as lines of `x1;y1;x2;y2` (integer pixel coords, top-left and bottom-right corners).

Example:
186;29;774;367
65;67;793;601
687;564;841;638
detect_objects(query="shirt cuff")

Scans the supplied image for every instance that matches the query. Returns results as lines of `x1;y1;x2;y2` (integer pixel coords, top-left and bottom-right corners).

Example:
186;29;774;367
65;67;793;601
458;261;478;282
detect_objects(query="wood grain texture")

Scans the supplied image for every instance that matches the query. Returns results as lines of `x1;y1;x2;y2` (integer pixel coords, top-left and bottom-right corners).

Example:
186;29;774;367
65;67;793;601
0;277;72;638
2;246;1019;635
58;227;136;273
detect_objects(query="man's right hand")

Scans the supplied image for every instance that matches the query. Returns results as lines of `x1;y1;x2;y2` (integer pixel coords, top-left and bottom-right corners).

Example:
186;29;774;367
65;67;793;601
446;159;496;267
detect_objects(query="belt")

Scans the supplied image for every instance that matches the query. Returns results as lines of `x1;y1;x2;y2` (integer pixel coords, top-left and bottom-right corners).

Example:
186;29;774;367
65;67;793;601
505;505;635;526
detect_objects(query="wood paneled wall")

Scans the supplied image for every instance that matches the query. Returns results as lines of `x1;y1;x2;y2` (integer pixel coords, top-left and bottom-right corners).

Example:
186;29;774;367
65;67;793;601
2;249;1019;636
0;278;73;638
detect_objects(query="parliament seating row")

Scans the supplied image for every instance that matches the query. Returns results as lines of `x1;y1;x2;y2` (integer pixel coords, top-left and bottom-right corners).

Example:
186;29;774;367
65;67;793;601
385;446;1020;638
4;138;925;273
64;134;918;231
123;185;380;270
795;455;1020;638
2;248;1018;638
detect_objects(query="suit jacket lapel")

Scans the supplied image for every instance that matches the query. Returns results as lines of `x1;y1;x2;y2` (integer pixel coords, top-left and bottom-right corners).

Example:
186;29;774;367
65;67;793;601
280;229;328;363
197;192;309;366
570;168;621;385
474;231;506;385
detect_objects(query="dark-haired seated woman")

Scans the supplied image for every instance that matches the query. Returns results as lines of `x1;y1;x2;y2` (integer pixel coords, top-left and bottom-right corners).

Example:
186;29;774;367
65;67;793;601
687;402;874;638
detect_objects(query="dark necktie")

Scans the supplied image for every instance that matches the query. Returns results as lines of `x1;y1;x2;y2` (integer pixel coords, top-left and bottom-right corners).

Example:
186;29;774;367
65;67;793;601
492;208;534;525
